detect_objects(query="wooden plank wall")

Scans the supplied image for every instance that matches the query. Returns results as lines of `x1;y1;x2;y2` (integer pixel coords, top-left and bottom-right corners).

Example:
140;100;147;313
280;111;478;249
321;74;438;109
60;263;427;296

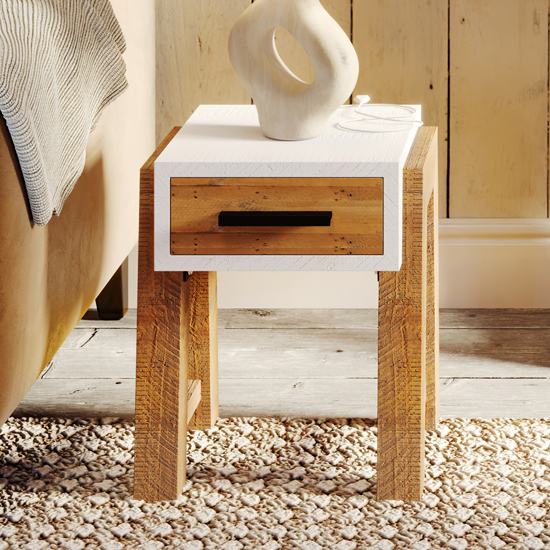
155;0;250;144
449;0;548;217
353;0;449;218
155;1;550;219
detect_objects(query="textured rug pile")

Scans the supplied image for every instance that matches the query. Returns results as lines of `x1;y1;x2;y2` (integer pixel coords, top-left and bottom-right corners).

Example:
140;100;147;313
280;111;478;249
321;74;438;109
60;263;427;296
0;417;549;550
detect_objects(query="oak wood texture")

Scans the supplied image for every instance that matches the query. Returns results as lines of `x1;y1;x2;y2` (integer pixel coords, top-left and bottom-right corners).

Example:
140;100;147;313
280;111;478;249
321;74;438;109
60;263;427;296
419;126;440;430
135;127;188;501
170;177;383;255
155;0;250;145
426;191;440;430
186;272;219;430
187;380;202;424
449;0;548;217
377;127;438;501
353;0;448;217
135;129;220;501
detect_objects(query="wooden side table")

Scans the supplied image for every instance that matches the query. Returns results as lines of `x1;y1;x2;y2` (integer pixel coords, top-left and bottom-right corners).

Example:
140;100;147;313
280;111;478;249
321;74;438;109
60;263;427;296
134;105;439;502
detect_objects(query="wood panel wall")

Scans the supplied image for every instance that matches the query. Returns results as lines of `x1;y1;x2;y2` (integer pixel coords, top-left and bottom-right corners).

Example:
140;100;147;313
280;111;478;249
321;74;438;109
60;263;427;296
449;0;548;217
155;1;550;219
353;0;449;218
156;0;250;144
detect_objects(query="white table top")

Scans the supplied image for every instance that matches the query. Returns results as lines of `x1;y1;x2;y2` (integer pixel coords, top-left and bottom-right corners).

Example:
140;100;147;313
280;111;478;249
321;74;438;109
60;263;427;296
157;104;420;169
154;104;421;272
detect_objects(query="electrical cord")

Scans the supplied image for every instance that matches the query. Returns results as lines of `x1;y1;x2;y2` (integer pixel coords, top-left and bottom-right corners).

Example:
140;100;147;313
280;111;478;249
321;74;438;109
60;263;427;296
337;95;424;133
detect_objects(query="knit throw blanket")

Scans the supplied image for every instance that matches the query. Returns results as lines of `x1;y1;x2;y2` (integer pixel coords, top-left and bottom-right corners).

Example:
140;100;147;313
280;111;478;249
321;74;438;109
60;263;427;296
0;0;128;225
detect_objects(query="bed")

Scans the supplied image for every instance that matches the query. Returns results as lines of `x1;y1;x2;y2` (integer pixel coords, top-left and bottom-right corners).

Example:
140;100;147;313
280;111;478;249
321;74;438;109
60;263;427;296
0;0;154;425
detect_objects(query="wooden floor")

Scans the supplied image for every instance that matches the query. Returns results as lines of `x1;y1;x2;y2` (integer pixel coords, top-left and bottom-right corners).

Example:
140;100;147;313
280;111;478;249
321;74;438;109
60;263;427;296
14;309;550;419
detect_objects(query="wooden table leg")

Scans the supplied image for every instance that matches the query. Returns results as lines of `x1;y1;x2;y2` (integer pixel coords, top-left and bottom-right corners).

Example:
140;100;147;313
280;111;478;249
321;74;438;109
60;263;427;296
96;256;129;320
187;272;219;431
135;268;187;502
425;187;439;431
134;129;218;501
377;127;438;501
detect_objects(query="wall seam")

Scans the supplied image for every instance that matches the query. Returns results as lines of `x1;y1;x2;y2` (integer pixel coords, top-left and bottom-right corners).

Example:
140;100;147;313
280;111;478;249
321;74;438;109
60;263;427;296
350;0;354;104
447;0;451;218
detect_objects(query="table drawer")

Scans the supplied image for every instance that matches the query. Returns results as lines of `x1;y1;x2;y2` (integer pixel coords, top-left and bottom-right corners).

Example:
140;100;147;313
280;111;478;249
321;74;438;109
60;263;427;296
170;177;383;255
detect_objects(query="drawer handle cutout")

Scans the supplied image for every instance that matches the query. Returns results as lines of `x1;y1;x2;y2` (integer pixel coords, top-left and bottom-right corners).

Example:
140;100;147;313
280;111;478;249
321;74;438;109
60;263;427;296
218;211;332;227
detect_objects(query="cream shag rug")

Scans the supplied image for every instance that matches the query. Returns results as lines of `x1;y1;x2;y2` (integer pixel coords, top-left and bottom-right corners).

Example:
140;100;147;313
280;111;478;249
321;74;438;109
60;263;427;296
0;417;549;550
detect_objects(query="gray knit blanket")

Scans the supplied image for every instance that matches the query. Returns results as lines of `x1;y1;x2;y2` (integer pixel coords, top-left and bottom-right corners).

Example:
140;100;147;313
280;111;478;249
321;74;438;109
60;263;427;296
0;0;128;225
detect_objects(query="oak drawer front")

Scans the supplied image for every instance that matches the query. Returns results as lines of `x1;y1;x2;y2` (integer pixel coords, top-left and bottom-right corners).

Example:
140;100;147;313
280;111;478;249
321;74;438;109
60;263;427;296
170;177;383;255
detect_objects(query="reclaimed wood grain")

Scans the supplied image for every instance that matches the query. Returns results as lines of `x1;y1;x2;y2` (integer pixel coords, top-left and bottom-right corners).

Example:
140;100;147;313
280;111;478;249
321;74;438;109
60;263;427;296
134;127;187;502
439;309;550;329
353;0;448;216
170;178;384;255
439;378;550;418
187;380;202;424
449;0;548;217
426;150;439;431
377;127;437;501
220;378;378;418
425;192;439;430
186;272;219;430
399;128;439;432
439;329;550;376
172;234;383;256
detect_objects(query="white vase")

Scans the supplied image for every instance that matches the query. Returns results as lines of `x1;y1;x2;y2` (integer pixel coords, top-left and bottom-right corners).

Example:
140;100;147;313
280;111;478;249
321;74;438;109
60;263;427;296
228;0;359;141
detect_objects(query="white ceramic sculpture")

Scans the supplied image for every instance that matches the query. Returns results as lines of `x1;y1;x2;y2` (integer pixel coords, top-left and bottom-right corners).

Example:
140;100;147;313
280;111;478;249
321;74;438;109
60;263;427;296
228;0;359;141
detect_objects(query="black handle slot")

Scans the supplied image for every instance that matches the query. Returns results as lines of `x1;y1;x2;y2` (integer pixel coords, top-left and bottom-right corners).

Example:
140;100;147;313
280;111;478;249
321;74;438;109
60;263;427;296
218;211;332;227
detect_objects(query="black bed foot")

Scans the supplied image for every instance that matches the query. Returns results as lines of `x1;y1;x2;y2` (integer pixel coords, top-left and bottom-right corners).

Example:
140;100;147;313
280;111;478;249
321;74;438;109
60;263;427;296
96;256;128;320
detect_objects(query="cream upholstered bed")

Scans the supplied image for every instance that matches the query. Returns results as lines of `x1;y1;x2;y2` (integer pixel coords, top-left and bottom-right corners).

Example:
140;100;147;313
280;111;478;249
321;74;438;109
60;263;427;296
0;0;154;425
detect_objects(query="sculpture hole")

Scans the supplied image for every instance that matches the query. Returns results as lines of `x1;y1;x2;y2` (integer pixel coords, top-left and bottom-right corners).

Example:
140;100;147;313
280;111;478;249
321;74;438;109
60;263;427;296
273;26;313;84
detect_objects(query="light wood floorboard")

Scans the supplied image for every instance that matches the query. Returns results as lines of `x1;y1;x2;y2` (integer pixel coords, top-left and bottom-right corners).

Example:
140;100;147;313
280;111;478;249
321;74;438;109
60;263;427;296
14;309;550;419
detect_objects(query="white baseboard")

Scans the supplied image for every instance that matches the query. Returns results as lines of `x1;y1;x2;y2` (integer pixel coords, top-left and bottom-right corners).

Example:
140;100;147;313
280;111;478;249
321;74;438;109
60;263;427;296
129;219;550;309
439;218;550;308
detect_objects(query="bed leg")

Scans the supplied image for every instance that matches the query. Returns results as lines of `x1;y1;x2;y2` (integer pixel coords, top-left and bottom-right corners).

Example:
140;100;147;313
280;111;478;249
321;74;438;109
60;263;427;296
96;256;128;320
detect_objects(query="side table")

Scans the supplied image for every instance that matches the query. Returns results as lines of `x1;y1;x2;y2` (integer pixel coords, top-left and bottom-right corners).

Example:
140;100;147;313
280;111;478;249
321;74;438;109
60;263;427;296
134;105;439;502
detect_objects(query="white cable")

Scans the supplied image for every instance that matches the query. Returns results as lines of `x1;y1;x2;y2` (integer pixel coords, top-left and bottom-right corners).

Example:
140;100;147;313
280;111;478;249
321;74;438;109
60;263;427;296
337;95;423;133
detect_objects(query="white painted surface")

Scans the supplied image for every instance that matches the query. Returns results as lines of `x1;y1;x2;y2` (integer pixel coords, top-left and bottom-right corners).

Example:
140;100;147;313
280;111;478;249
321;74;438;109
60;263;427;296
228;0;359;140
154;104;420;272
